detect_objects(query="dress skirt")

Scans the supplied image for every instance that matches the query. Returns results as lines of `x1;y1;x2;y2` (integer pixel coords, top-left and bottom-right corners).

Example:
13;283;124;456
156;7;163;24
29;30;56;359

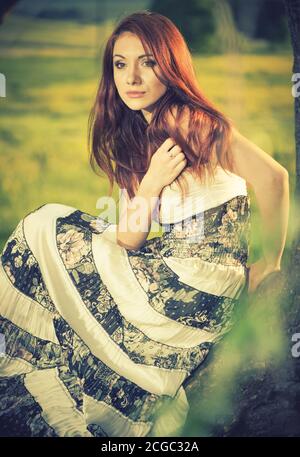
0;193;251;437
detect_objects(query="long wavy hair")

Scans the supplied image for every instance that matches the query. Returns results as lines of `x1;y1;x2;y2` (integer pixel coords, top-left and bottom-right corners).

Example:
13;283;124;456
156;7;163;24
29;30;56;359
88;10;235;203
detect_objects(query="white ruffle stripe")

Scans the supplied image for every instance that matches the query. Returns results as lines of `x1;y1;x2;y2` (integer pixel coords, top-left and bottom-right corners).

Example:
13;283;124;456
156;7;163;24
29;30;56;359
83;393;152;437
23;203;188;397
82;383;189;438
0;261;59;344
162;256;247;299
24;368;92;437
93;224;216;347
158;165;248;224
0;354;36;376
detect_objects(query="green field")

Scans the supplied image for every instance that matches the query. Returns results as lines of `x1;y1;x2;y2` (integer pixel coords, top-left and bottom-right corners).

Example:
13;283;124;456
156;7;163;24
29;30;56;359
0;13;296;266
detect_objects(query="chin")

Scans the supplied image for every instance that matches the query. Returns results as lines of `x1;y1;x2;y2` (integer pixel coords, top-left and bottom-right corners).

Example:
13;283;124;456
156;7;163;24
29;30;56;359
126;103;144;111
126;101;149;110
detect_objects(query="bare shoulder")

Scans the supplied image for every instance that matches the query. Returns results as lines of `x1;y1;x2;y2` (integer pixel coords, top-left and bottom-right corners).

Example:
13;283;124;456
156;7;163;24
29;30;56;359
228;126;289;187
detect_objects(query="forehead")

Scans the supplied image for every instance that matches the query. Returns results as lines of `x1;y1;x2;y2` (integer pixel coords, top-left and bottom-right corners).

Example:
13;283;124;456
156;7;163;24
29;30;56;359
113;32;149;56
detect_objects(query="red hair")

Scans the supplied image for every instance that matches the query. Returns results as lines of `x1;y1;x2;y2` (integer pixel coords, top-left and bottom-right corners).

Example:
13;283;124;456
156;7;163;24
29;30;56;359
88;10;235;202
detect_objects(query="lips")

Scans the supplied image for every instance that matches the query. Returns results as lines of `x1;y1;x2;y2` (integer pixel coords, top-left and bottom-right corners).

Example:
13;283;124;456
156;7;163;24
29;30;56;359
126;91;146;99
126;91;145;95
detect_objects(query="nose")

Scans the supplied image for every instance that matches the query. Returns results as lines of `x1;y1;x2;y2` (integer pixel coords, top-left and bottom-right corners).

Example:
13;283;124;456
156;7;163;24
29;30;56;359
126;63;142;85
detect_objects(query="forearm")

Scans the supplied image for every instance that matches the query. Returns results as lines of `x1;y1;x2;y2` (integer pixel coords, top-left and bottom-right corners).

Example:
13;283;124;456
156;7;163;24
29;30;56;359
116;176;163;250
254;170;289;268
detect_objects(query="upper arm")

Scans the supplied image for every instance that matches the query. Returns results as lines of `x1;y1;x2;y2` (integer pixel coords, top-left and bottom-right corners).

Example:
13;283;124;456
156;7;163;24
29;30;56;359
228;127;289;189
118;187;131;220
117;189;134;248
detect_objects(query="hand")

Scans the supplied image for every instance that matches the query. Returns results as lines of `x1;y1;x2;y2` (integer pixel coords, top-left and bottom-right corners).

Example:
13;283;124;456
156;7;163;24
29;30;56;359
247;257;281;295
145;137;188;189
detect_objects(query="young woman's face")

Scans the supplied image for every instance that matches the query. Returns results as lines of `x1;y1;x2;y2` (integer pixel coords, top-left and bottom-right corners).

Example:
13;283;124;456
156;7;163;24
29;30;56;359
113;32;168;123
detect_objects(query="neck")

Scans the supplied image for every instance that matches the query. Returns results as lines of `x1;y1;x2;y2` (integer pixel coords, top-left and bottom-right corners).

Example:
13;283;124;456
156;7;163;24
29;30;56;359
141;109;152;124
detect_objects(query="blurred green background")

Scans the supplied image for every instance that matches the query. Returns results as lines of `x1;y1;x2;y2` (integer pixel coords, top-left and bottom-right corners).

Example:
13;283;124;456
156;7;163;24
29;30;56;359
0;0;297;437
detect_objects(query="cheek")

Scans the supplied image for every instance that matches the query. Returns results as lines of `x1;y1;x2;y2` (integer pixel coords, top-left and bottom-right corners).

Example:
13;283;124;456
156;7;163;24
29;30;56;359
114;76;124;95
113;73;120;86
149;78;166;95
155;83;167;97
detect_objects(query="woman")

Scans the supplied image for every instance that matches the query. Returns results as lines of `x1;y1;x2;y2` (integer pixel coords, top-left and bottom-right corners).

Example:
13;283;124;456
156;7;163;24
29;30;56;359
0;11;289;437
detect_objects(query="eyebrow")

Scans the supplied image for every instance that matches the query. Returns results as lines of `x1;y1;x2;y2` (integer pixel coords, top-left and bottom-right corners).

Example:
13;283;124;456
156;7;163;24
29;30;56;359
113;53;154;59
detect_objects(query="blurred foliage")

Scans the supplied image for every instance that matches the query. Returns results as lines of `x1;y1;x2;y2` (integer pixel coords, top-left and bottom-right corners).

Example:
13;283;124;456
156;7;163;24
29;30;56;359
9;0;149;23
150;0;216;53
150;0;291;54
228;0;290;43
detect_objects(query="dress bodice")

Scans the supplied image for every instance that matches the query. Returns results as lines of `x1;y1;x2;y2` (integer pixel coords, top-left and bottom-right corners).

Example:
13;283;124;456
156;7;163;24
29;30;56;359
155;165;248;225
155;165;251;278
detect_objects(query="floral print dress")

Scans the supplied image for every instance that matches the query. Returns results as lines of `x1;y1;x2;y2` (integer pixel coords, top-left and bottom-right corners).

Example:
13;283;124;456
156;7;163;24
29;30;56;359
0;166;251;437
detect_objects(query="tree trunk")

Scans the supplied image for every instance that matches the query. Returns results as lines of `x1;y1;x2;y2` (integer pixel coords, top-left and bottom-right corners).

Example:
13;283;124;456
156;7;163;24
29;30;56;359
0;0;19;25
285;0;300;200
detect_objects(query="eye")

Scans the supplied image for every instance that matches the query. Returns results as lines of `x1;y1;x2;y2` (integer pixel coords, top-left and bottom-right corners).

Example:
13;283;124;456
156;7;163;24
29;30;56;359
144;59;156;67
114;60;157;69
114;61;125;69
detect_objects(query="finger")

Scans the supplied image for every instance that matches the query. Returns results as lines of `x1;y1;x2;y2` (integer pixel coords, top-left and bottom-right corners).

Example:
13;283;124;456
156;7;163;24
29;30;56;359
168;146;183;156
172;153;187;166
162;138;177;150
173;158;187;171
172;151;186;160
